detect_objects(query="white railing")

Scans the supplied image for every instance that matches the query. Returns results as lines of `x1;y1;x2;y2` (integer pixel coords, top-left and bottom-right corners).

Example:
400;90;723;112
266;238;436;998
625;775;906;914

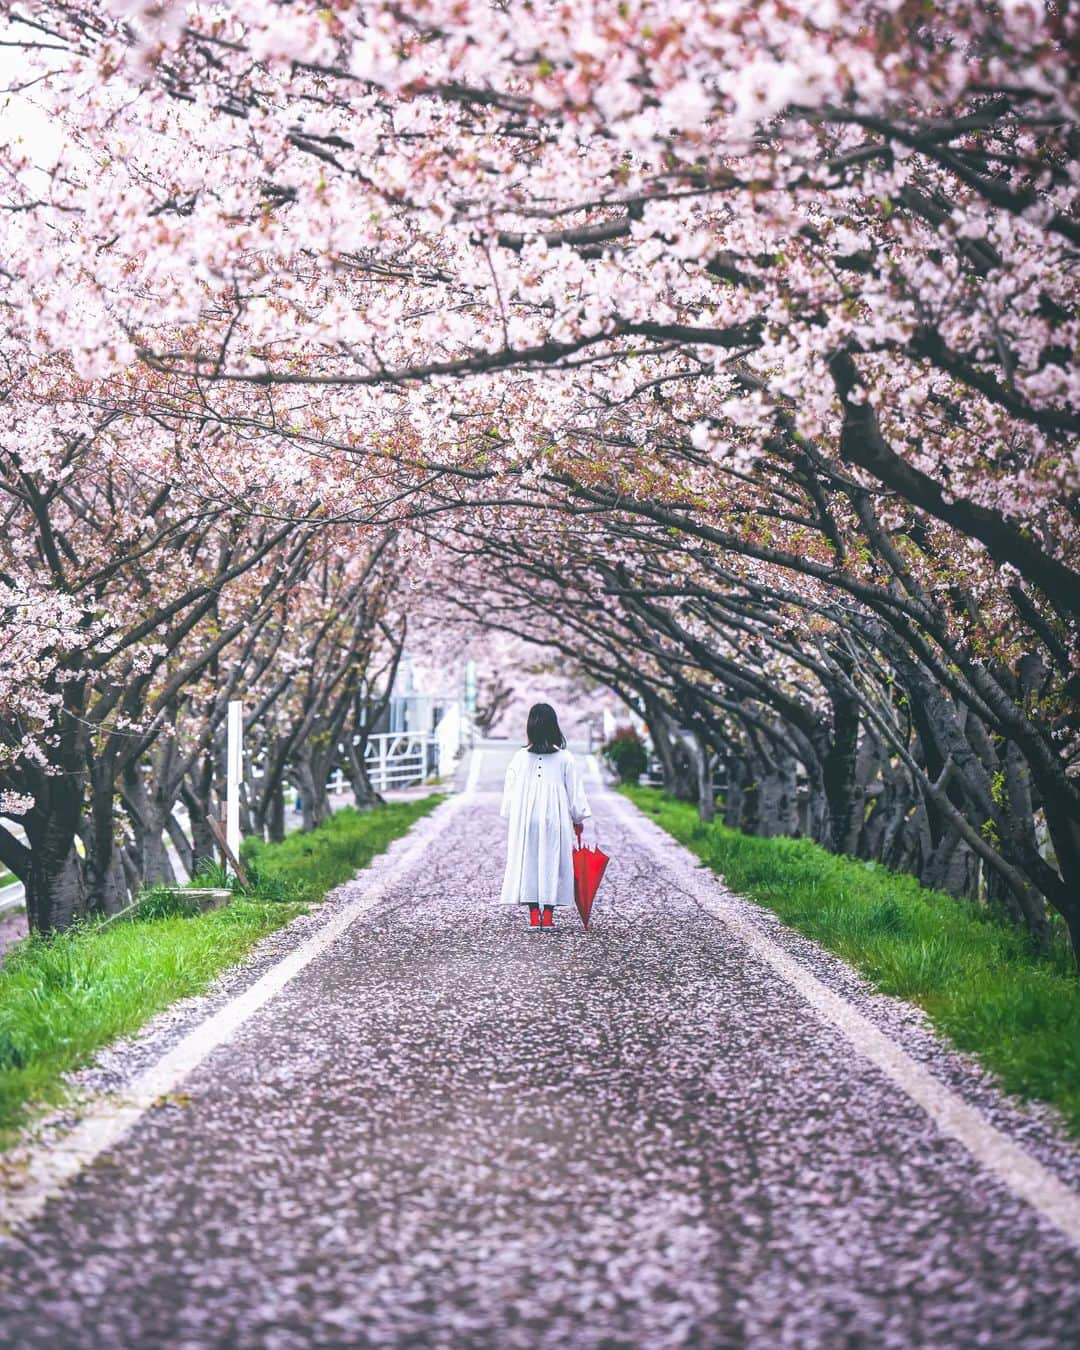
361;704;466;791
364;730;437;791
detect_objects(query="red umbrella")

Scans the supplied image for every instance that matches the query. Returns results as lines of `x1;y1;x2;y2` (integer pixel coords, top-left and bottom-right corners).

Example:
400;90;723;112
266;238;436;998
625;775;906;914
572;825;610;930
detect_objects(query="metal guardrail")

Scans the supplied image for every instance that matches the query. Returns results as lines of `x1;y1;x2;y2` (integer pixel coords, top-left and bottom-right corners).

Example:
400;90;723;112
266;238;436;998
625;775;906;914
364;731;438;791
0;819;27;919
0;880;25;919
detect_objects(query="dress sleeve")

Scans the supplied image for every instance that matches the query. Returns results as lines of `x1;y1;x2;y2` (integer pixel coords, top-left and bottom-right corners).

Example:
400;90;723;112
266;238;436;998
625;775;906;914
565;752;591;823
500;753;519;820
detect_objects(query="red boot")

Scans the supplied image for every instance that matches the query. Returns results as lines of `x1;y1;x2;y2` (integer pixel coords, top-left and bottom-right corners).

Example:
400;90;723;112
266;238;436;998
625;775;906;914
541;905;554;928
528;905;541;928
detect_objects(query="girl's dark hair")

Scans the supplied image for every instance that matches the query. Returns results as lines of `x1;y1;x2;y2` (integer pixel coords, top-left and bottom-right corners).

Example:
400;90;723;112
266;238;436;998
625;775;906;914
526;702;566;754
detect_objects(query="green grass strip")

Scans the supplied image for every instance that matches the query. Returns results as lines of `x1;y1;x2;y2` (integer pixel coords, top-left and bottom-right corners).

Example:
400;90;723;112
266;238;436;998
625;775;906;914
240;799;444;903
623;786;1080;1137
0;795;444;1146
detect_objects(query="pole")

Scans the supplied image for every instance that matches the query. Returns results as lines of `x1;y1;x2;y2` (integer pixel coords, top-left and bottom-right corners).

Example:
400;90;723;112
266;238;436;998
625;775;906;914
464;659;477;714
226;699;243;875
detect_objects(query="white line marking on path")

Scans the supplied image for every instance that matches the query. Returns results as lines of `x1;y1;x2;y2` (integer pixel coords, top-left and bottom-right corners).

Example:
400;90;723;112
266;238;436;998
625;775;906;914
0;782;478;1238
609;792;1080;1252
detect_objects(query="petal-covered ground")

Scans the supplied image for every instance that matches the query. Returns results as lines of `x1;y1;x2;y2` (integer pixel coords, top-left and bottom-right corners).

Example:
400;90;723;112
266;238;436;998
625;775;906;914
1;746;1078;1348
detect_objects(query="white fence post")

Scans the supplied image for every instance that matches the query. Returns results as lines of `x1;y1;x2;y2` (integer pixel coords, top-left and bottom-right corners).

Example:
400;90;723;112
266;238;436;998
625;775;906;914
226;699;243;874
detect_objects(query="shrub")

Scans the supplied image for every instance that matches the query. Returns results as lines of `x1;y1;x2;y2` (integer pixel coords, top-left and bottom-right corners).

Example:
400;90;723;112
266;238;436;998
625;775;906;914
604;726;648;784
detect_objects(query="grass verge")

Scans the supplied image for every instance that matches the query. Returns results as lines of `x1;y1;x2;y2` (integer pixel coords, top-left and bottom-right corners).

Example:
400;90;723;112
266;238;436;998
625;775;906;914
623;786;1080;1137
0;795;444;1146
241;799;444;902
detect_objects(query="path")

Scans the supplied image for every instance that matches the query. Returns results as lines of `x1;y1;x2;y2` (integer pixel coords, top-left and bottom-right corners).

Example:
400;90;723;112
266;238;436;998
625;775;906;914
1;745;1079;1348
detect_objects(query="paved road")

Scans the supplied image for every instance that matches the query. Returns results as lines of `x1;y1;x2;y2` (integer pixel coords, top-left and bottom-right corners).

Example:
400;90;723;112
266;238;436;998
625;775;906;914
1;746;1079;1348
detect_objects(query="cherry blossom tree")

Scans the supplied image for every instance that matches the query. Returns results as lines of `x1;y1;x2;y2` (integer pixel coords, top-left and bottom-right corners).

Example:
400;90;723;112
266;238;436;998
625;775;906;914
412;473;1074;954
0;1;1076;955
241;531;406;835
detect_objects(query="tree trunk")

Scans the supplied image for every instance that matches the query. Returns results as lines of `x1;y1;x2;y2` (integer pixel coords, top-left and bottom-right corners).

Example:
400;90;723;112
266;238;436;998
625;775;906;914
121;761;149;890
738;757;761;835
877;763;917;869
921;824;976;898
268;778;286;843
120;760;178;889
26;840;85;934
800;757;830;845
1062;904;1080;973
239;780;254;839
22;780;86;933
645;705;696;801
293;759;330;832
691;730;715;824
181;775;218;875
723;755;746;832
250;730;288;837
904;667;1054;945
822;679;863;854
346;739;384;809
757;751;798;838
143;811;178;886
85;756;127;917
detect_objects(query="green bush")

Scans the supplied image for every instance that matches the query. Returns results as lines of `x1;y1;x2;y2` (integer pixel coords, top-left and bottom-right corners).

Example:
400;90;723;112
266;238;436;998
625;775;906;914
623;785;1080;1137
604;726;648;784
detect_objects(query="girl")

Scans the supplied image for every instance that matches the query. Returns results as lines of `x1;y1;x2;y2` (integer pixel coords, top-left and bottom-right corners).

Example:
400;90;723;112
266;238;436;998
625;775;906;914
499;703;591;929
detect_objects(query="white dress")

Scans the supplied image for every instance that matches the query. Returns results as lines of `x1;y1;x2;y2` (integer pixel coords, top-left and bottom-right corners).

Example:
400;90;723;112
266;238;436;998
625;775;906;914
499;747;591;907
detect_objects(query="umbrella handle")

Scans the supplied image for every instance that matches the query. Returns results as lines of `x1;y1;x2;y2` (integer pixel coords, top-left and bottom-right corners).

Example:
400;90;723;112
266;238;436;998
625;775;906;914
574;820;599;848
